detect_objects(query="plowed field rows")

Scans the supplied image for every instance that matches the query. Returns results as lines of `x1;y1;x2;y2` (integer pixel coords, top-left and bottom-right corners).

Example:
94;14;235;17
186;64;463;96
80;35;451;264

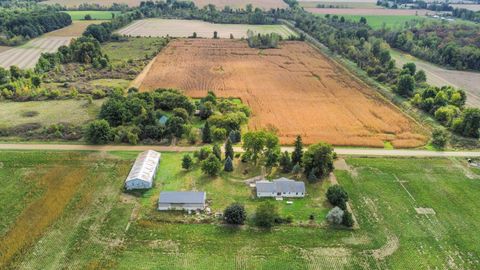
137;39;426;147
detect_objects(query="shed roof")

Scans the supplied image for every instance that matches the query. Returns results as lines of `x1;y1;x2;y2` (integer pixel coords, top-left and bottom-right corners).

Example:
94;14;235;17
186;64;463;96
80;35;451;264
158;191;206;204
125;150;161;184
256;178;305;193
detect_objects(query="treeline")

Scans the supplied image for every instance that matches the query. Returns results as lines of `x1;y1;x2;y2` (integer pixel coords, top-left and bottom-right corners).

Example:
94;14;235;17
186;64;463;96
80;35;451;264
279;4;479;140
452;8;480;23
0;8;71;45
86;89;250;145
247;31;280;48
381;21;480;71
138;0;275;24
35;36;108;72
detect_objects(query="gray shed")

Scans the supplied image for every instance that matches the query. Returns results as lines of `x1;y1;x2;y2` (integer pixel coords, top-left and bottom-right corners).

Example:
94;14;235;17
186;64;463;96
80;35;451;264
158;191;206;211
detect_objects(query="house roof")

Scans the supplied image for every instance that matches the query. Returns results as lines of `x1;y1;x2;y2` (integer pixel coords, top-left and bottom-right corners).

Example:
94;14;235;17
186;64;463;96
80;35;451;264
158;191;206;204
159;115;169;125
256;178;305;193
125;150;161;184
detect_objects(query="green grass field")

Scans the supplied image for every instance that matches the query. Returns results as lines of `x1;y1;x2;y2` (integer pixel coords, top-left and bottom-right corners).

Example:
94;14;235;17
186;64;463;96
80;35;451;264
341;14;428;29
2;151;480;269
0;99;102;128
102;37;168;65
65;10;121;20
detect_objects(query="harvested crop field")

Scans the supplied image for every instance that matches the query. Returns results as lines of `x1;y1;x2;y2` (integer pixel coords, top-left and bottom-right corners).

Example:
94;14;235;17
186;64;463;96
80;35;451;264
0;21;99;69
117;19;296;39
136;39;426;147
192;0;286;8
306;7;429;15
391;49;480;108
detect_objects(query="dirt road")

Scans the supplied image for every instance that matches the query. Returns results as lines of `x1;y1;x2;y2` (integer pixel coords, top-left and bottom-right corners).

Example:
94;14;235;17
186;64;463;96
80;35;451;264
0;143;479;157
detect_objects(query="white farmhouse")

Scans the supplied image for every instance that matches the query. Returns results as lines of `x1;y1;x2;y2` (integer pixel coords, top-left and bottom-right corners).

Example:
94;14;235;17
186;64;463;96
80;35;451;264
124;150;161;190
158;191;206;211
256;178;305;198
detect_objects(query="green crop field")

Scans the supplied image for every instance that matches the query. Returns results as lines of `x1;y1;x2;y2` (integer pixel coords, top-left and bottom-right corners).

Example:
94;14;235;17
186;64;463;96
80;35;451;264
65;10;121;20
2;151;480;269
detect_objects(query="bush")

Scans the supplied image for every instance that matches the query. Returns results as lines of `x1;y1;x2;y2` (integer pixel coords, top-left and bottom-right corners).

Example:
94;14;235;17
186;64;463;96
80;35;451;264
92;89;106;99
326;185;348;210
224;156;234;172
212;127;227;141
254;201;279;228
342;210;354;227
431;128;449;148
84;119;112;144
326;206;344;225
182;154;193;170
223;203;246;225
201;154;222;176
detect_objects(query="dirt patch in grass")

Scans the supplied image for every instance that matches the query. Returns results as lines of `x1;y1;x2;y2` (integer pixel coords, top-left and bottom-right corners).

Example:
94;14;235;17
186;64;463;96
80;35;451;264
136;39;426;147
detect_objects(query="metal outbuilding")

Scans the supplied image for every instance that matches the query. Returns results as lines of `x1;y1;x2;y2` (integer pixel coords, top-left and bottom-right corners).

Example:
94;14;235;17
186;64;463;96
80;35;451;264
158;191;206;211
124;150;161;190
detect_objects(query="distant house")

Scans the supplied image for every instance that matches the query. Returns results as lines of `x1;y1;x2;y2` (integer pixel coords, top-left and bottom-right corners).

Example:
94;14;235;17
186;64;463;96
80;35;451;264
256;178;305;198
158;191;206;211
124;150;161;190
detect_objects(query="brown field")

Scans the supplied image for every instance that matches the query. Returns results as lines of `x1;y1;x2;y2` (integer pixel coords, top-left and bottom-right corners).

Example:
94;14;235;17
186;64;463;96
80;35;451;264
137;39;426;147
306;7;429;15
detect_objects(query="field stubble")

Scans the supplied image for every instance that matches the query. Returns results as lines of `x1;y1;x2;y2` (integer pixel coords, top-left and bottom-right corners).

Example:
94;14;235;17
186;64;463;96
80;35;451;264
137;39;426;147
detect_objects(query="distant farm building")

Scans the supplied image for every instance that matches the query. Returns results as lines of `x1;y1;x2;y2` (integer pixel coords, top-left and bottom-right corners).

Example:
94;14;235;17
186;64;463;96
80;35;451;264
124;150;161;190
158;191;206;211
256;178;305;198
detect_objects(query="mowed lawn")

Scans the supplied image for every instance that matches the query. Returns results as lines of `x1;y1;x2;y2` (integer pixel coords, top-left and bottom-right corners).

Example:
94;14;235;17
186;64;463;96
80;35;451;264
2;151;480;269
337;157;480;269
65;10;121;20
0;99;103;128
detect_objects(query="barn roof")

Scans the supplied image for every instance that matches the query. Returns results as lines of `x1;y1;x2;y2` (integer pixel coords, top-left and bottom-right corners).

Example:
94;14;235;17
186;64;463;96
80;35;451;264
125;150;161;184
158;191;206;204
256;178;305;193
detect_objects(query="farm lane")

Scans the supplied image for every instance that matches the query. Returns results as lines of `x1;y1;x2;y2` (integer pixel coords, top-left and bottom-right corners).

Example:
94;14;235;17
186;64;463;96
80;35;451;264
0;143;479;157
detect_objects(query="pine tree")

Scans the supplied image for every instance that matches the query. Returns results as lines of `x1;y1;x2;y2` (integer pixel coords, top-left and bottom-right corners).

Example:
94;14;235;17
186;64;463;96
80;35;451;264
182;154;193;170
213;144;222;160
202;121;212;143
224;156;234;172
291;135;303;165
225;138;234;160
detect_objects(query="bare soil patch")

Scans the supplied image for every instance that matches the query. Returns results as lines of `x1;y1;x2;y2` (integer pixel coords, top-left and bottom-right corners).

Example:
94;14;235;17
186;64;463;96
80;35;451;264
415;207;436;215
193;0;286;8
136;39;426;147
306;7;429;15
45;20;104;37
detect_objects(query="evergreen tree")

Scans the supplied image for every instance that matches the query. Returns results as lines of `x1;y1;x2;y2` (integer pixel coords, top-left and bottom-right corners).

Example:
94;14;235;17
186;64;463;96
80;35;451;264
225;138;234;160
291;135;303;165
279;151;293;173
202;121;212;143
201;154;222;176
213;144;222;160
182;154;193;170
224;156;234;172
